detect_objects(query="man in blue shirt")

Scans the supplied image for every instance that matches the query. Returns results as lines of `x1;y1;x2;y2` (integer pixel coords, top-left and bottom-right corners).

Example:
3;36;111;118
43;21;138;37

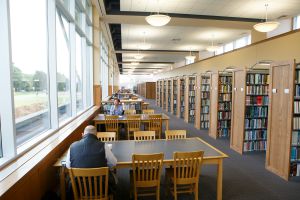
109;98;123;115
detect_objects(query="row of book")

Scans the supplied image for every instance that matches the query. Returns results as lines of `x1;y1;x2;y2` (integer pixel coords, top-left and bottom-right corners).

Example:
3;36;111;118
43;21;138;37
189;91;195;96
219;76;232;84
218;111;231;120
188;97;195;103
201;99;210;106
201;77;210;84
296;69;300;84
201;121;209;129
246;86;269;95
218;102;231;111
218;94;231;101
245;96;269;106
293;117;300;130
291;147;300;161
201;92;210;98
245;106;268;118
292;131;300;145
201;114;209;121
201;106;209;113
189;103;195;109
245;118;267;129
246;74;269;85
243;141;267;152
218;120;231;128
219;85;232;93
244;130;267;141
201;85;209;91
294;101;300;114
218;128;230;137
290;163;300;176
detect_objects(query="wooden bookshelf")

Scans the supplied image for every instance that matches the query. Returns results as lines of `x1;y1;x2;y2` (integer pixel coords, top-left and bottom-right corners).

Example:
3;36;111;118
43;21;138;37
160;80;163;108
209;72;233;139
200;74;211;130
167;79;172;112
173;78;179;116
187;76;196;123
231;69;270;154
179;77;185;119
156;80;160;106
266;60;295;180
163;80;167;110
136;82;156;99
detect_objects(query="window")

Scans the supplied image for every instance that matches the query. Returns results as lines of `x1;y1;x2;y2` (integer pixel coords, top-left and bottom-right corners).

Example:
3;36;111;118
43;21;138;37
293;15;300;30
76;32;83;112
224;42;234;52
86;44;93;107
100;33;109;99
234;37;247;49
56;10;71;122
215;47;224;55
10;0;50;146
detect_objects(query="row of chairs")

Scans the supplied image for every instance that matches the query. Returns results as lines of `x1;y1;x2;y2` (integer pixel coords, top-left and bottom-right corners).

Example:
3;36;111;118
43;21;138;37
68;150;203;200
97;130;186;141
124;109;154;115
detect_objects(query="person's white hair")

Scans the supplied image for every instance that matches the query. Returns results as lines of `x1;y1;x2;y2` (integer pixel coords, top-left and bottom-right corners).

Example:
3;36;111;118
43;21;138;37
83;125;97;135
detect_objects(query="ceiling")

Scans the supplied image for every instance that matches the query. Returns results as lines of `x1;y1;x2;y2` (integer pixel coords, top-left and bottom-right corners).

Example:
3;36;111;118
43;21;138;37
103;0;300;75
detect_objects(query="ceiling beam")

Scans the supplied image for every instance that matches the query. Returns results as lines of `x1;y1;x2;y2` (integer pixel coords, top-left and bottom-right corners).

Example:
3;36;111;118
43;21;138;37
115;49;198;54
119;61;174;64
101;15;260;30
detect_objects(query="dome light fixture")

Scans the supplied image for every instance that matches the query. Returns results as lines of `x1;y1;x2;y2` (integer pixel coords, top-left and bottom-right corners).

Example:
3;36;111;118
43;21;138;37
253;4;280;33
146;14;171;27
206;35;220;52
134;49;144;60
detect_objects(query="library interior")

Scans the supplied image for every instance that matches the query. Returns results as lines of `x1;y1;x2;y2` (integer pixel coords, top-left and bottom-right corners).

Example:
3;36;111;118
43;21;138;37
1;0;300;200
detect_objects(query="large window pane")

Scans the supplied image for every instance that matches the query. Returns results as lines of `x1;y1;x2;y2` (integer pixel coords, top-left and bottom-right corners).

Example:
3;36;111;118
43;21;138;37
76;33;83;112
56;10;71;122
10;0;50;146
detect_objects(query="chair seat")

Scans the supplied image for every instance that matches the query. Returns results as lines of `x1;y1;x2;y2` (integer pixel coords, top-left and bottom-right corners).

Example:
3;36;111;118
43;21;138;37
165;168;197;185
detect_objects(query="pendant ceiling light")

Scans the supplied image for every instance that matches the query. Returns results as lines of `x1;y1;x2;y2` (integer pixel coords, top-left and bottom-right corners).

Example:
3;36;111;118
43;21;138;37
206;35;220;52
145;0;171;27
134;49;144;60
185;50;196;60
139;32;151;50
253;4;279;32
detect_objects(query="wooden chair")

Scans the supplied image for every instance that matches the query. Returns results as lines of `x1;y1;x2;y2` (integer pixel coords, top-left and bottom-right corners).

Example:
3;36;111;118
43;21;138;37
142;109;155;114
105;115;119;140
127;115;141;140
165;151;204;200
131;96;138;100
165;130;187;140
148;114;162;139
131;153;164;200
134;131;155;141
142;102;150;110
97;132;116;142
68;167;113;200
124;109;136;115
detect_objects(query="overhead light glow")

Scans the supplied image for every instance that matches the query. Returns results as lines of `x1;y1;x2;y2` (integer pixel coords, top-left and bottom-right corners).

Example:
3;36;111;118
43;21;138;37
134;54;144;60
131;62;140;65
145;14;171;27
253;4;280;33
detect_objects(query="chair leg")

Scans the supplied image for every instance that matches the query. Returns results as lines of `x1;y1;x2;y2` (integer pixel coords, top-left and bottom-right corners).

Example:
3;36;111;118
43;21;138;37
174;184;177;200
156;185;160;200
194;183;198;200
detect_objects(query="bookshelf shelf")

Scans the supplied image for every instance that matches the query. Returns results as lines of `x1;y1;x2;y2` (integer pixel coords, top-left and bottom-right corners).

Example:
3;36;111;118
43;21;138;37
200;74;211;129
188;76;196;123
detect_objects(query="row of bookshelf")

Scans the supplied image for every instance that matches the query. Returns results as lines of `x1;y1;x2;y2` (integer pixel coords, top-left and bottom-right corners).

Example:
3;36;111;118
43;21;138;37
243;141;266;152
246;96;269;106
246;74;269;85
246;85;269;95
245;118;267;129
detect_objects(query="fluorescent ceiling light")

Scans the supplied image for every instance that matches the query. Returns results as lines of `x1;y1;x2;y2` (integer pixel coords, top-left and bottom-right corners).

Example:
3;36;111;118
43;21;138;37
145;14;171;27
254;4;279;33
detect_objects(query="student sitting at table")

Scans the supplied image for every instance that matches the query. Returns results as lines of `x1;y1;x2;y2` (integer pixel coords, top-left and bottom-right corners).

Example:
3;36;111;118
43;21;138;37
66;125;118;196
110;98;123;115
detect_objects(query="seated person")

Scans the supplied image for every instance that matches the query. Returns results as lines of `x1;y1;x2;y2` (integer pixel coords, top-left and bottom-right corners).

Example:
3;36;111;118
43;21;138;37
66;125;117;195
109;98;123;115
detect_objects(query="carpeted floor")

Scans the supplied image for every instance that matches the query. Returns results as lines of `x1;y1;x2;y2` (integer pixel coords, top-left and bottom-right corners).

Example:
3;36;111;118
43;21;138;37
115;98;300;200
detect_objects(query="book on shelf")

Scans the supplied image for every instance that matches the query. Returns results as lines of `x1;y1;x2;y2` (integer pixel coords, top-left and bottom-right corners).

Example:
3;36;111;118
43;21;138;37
245;118;267;129
218;94;231;101
218;111;231;120
292;131;300;145
246;74;269;85
243;140;266;152
244;130;267;141
290;163;300;176
293;117;300;130
218;102;232;111
245;106;268;118
219;76;232;84
246;86;268;95
296;69;300;84
219;85;232;93
290;147;300;161
246;96;269;105
218;128;230;137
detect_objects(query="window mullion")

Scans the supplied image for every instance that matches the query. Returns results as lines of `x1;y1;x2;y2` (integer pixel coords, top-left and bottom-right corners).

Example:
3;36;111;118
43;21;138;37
0;0;17;158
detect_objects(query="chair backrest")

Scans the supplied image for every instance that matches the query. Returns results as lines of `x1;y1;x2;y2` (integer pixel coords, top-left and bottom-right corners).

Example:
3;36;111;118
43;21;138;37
148;114;162;132
165;130;187;140
142;109;155;114
134;131;155;141
127;115;141;131
68;167;109;200
124;109;136;115
104;115;119;131
97;132;116;142
132;153;164;188
131;96;138;100
173;151;204;185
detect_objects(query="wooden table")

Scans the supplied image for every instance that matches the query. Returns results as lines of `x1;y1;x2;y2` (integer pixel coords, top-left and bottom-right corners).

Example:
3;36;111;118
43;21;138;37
54;137;228;200
93;113;170;130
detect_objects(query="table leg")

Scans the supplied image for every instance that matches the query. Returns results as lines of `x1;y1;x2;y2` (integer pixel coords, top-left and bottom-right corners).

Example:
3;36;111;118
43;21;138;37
166;120;169;130
60;166;66;200
217;159;223;200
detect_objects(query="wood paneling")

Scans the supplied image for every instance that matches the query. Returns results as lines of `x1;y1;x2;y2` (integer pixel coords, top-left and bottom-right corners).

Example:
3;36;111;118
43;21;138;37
93;85;102;106
209;73;219;139
230;69;246;154
266;60;295;180
108;85;113;96
137;82;156;99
